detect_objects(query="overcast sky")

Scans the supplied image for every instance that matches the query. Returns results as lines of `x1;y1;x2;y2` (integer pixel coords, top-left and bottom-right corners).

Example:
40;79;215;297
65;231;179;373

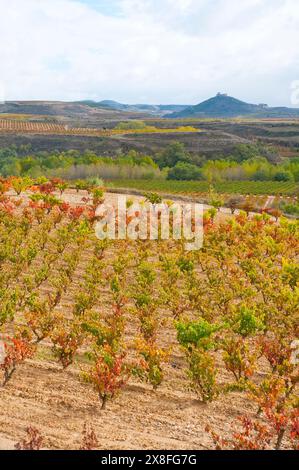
0;0;299;105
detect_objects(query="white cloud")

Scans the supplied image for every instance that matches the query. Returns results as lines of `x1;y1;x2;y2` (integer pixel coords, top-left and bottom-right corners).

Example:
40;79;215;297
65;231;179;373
0;0;298;105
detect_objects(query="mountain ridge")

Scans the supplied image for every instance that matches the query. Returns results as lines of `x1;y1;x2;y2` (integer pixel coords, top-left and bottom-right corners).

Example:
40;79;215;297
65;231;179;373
169;93;299;118
1;95;299;119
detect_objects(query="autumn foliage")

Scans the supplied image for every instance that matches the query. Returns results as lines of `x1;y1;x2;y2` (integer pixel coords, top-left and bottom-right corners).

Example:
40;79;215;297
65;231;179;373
0;178;298;449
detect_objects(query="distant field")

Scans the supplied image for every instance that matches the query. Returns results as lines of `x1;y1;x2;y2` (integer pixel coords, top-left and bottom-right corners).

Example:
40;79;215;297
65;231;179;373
145;117;299;125
0;113;37;120
0;119;199;137
108;179;299;195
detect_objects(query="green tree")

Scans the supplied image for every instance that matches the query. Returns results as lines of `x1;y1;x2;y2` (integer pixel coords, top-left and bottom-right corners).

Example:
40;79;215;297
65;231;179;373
168;162;202;180
156;142;190;168
274;170;294;182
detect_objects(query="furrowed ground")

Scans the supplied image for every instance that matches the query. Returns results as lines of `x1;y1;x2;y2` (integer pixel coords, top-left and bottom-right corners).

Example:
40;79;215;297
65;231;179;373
0;178;298;450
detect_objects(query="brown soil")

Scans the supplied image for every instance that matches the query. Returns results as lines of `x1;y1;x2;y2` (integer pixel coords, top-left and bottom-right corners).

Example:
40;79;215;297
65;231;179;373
0;355;255;450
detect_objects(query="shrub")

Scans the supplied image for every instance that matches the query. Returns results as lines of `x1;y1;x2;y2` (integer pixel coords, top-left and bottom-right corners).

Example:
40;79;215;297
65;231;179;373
176;319;220;351
11;177;32;195
222;337;257;382
208;186;224;211
227;196;243;214
206;406;299;450
82;346;131;409
240;198;258;215
92;188;104;207
274;171;294;182
75;180;90;192
144;192;162;204
206;417;272;450
187;349;219;402
134;338;169;390
176;319;220;402
15;427;44;450
0;337;34;386
280;201;299;216
52;325;83;369
231;306;265;337
80;423;99;450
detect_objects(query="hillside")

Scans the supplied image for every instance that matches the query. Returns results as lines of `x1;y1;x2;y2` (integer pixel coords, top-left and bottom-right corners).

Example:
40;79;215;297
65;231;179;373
170;93;299;118
0;101;95;117
0;101;150;125
0;100;188;123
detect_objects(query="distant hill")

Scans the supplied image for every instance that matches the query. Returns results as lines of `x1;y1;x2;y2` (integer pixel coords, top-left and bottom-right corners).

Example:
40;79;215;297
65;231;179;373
0;100;151;124
0;101;105;117
78;100;132;112
79;100;189;116
170;93;299;118
2;96;299;121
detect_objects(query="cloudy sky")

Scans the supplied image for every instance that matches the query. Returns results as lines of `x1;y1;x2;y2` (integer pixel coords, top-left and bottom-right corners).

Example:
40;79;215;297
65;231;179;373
0;0;299;105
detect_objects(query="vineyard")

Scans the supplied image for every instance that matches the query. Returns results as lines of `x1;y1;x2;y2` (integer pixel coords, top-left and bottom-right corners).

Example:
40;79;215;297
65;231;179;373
0;119;199;138
110;179;299;196
0;177;298;450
